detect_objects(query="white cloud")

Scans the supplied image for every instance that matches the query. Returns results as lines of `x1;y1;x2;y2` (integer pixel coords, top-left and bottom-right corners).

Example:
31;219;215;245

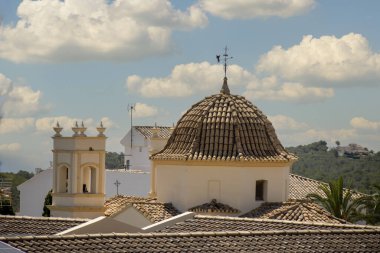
0;72;44;117
0;73;12;96
0;143;21;152
350;117;380;130
257;33;380;83
0;117;35;134
127;61;254;97
0;0;207;63
245;81;334;103
268;115;308;131
100;117;115;128
199;0;315;19
35;116;93;132
134;103;159;118
2;86;42;116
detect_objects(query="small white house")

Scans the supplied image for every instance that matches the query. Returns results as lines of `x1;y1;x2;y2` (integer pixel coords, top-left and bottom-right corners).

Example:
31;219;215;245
120;126;173;172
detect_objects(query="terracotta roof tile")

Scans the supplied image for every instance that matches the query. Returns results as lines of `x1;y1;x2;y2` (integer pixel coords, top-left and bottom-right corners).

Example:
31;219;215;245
0;215;89;237
151;91;297;162
289;174;365;200
189;199;240;214
104;195;180;223
2;229;379;253
240;200;347;224
158;215;378;233
134;126;172;139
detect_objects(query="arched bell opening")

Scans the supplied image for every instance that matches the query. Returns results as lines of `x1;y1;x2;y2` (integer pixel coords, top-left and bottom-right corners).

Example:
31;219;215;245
57;166;69;193
81;166;98;194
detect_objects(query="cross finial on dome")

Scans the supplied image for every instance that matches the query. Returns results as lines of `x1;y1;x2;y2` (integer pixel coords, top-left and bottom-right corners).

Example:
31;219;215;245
217;46;233;95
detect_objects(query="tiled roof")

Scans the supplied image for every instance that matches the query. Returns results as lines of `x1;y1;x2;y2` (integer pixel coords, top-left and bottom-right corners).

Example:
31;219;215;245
289;174;365;200
0;215;89;237
157;215;378;233
104;195;180;223
135;126;172;139
2;229;379;253
241;200;347;224
189;199;240;214
151;84;297;162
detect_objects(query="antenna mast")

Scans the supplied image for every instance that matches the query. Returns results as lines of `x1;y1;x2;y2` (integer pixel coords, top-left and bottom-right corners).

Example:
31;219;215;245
128;104;136;149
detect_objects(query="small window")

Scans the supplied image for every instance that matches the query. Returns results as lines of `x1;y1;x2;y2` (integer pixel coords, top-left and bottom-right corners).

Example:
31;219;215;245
139;147;143;152
255;180;267;201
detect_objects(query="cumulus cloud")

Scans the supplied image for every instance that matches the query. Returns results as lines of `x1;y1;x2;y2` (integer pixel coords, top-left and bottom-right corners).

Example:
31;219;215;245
350;117;380;130
199;0;315;19
2;86;43;116
0;73;12;96
268;115;308;131
0;117;35;134
257;33;380;83
100;117;115;128
245;78;334;103
0;0;207;63
127;61;254;97
0;143;22;152
0;73;44;117
134;103;159;118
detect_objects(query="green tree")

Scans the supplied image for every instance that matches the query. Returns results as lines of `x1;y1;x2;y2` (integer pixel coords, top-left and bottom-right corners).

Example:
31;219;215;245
105;152;125;169
359;185;380;225
42;190;52;217
307;177;362;222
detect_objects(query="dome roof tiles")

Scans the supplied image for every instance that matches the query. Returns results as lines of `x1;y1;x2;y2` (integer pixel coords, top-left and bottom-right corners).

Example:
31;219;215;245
151;83;296;162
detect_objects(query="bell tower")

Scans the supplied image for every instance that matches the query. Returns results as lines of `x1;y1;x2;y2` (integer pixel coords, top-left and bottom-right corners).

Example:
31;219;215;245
48;121;107;218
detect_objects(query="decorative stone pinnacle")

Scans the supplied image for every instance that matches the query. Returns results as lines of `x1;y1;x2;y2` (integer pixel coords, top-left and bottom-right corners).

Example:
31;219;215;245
79;121;87;137
53;121;63;137
220;77;230;95
72;121;80;137
97;121;106;137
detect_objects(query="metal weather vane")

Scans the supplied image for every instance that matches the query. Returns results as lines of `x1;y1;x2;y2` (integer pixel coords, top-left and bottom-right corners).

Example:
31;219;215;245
216;46;233;78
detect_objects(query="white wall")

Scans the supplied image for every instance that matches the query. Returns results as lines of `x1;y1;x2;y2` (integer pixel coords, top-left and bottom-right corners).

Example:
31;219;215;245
120;129;151;172
106;170;150;197
18;169;150;217
155;164;290;214
17;169;53;216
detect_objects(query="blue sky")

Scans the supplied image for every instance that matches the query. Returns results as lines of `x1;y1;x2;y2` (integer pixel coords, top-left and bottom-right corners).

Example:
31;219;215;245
1;0;380;172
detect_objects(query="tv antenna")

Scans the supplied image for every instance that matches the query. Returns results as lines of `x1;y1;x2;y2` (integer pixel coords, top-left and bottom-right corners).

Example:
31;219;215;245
128;104;136;149
216;46;233;78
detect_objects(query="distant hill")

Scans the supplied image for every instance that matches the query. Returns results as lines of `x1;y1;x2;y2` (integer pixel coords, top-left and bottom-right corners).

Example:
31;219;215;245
286;141;380;194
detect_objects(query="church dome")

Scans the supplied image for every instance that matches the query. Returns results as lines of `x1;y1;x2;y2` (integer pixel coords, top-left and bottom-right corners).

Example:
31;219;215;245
151;78;296;162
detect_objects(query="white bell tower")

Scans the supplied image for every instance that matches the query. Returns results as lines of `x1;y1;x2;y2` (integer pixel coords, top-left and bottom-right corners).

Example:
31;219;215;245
49;121;107;218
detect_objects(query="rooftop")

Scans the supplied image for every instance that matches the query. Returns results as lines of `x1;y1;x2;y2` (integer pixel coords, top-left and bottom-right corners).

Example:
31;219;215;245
104;195;180;223
151;81;296;162
157;215;375;233
241;200;347;224
135;126;172;139
0;215;89;237
189;199;240;214
289;173;365;200
2;229;379;253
